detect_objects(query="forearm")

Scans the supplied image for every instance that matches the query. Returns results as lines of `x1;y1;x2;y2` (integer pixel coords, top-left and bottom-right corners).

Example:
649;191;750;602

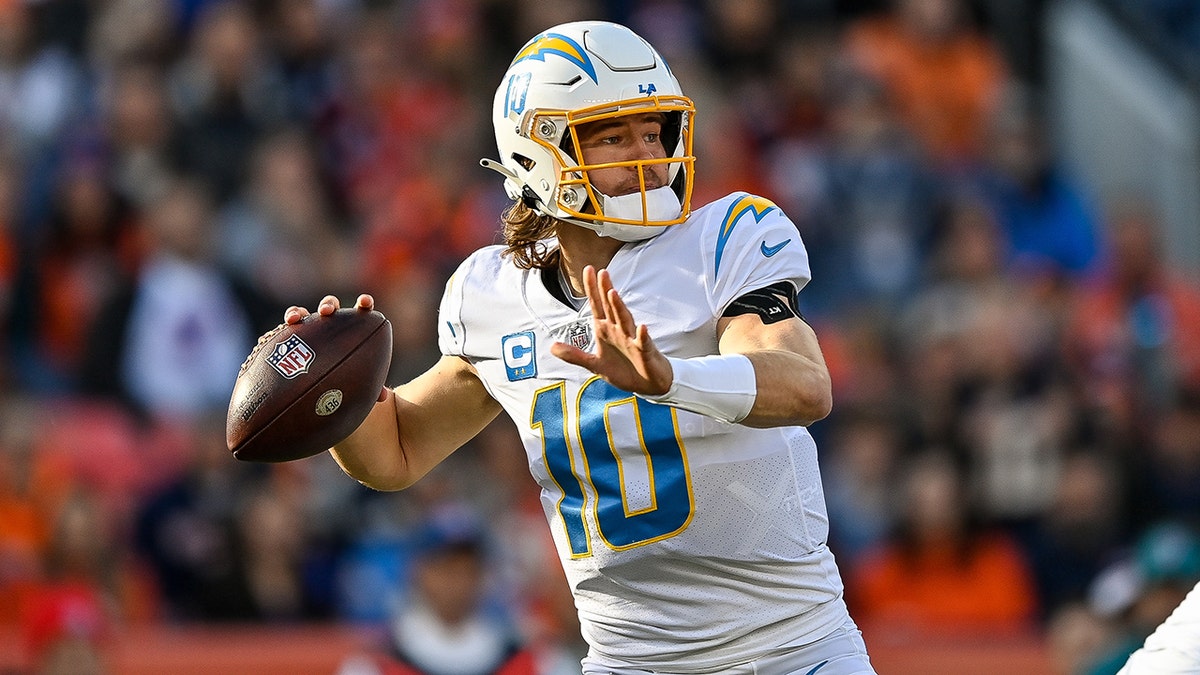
715;313;832;428
644;347;831;428
740;349;832;428
331;356;502;491
330;389;409;490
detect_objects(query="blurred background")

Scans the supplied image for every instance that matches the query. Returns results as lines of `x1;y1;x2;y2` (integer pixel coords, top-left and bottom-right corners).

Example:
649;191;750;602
1;0;1200;673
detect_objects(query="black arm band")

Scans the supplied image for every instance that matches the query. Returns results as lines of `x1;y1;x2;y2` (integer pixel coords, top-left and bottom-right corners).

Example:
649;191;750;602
722;281;804;325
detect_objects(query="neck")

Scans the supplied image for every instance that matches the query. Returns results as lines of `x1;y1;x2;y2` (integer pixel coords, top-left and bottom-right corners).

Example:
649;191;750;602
555;221;624;296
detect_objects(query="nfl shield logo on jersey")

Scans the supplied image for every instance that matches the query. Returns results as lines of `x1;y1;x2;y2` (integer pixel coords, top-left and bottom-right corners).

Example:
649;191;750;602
268;335;316;379
566;321;592;351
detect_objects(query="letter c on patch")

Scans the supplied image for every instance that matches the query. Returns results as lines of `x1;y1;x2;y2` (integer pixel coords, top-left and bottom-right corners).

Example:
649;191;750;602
502;331;537;381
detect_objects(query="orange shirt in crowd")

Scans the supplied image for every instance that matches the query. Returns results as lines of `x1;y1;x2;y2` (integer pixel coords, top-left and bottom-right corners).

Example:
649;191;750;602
851;532;1038;639
845;15;1007;164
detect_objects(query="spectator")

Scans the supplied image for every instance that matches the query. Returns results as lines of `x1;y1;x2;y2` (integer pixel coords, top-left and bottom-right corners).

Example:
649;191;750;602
1083;521;1200;674
86;0;178;70
216;126;357;310
823;406;904;567
896;194;1014;450
850;451;1038;639
977;82;1100;277
96;62;184;209
21;581;111;675
1063;196;1200;415
337;503;537;675
1046;600;1124;675
264;0;341;124
1026;450;1132;619
0;0;84;161
902;195;1071;525
13;154;136;392
844;0;1009;165
768;64;938;318
235;465;333;621
79;176;265;419
167;1;290;201
698;0;782;86
1134;386;1200;523
133;412;267;621
315;11;466;239
23;489;156;672
0;397;48;626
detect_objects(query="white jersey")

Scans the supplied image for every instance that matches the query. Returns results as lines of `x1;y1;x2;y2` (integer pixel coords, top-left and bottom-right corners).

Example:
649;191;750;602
438;192;850;671
1118;581;1200;674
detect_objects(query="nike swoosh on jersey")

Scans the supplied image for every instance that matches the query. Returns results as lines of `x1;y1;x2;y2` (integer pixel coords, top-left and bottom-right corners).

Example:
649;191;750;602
805;660;830;675
760;239;791;257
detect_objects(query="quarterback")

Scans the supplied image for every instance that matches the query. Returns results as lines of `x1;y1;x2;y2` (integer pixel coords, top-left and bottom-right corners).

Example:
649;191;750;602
287;21;876;674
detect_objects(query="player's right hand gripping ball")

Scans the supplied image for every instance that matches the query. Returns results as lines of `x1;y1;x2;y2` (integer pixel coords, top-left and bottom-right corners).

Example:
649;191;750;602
226;308;393;462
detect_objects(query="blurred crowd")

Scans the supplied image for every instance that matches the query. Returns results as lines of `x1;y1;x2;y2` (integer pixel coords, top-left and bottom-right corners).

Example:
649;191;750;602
2;0;1200;673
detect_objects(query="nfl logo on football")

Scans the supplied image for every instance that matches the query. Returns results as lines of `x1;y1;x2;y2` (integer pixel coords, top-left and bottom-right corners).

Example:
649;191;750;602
566;321;592;351
268;335;316;379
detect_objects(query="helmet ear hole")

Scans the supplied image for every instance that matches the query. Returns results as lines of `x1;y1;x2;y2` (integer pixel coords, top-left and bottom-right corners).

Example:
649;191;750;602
512;153;536;171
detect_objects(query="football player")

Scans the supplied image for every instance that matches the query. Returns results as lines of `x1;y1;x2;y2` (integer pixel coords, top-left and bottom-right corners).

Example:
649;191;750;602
1118;580;1200;674
287;21;876;674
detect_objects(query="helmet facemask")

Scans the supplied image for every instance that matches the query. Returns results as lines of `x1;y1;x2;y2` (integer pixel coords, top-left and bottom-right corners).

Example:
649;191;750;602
532;97;695;238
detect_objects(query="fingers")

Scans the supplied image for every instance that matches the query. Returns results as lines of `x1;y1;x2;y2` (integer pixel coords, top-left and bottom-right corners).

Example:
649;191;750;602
284;306;309;324
594;269;637;339
318;295;340;316
283;294;372;324
550;341;596;370
606;285;638;339
583;266;605;322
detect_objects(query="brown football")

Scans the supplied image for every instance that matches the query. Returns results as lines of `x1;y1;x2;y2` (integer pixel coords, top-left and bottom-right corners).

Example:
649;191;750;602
226;308;392;462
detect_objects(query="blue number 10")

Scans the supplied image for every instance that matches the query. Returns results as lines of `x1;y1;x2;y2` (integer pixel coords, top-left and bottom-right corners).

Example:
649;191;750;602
531;377;694;557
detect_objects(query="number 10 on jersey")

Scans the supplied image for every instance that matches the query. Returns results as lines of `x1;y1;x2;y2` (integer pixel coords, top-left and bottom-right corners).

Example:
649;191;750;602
531;377;695;557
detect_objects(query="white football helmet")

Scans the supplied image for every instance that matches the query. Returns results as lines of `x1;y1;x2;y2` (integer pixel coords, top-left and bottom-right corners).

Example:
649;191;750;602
482;21;695;242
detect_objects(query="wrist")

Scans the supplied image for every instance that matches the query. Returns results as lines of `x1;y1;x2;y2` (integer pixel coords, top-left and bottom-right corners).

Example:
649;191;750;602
642;354;757;424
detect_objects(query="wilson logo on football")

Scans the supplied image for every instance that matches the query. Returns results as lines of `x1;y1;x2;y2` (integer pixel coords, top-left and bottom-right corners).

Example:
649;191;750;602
268;335;316;379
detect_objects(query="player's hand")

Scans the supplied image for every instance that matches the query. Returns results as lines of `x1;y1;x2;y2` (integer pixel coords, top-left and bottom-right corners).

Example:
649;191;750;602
282;294;388;402
284;294;375;324
550;266;673;396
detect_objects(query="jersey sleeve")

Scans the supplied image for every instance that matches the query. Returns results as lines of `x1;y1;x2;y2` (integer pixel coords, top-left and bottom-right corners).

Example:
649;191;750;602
437;258;472;357
706;193;811;314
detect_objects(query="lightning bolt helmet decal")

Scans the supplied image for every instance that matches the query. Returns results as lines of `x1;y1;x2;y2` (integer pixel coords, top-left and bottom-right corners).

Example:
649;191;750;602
512;33;598;83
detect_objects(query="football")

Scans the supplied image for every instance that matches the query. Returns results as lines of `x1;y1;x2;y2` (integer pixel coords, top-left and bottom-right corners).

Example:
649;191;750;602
226;308;393;462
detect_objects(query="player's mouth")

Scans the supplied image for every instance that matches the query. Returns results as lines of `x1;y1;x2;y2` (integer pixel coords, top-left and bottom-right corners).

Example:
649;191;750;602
609;175;666;196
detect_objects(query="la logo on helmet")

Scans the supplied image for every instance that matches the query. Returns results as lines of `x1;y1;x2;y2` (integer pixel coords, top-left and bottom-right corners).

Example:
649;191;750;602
639;83;657;95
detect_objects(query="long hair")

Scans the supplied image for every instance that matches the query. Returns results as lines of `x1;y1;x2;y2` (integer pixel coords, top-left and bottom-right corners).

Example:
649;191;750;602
500;199;561;270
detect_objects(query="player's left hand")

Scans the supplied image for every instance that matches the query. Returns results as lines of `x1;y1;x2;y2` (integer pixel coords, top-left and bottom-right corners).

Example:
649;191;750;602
550;266;674;396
